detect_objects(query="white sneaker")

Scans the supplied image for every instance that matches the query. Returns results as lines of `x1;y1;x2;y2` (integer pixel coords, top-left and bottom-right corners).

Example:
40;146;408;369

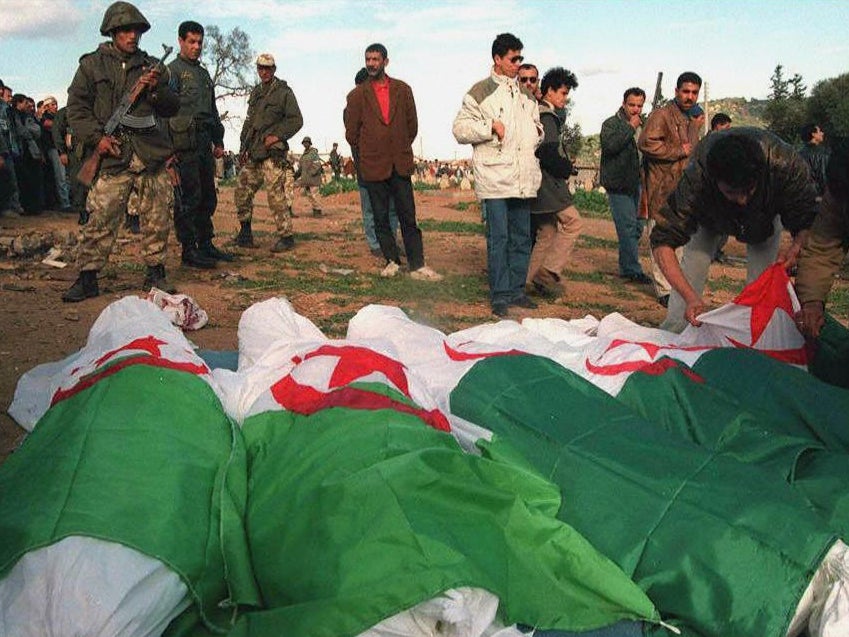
410;265;443;281
380;261;400;277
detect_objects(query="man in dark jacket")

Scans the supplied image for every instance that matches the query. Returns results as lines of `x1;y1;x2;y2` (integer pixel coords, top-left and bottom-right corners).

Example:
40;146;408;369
62;1;180;302
527;66;582;298
600;87;651;284
651;127;818;331
168;20;231;268
344;42;441;281
799;123;830;198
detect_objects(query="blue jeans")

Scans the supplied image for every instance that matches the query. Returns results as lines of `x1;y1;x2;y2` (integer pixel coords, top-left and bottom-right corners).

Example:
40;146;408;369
359;186;399;251
608;191;646;278
484;198;531;304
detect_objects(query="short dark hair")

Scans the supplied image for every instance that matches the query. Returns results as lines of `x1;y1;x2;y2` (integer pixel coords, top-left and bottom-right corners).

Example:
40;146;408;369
826;137;849;198
710;113;732;130
12;93;27;107
623;87;646;101
706;133;765;188
178;21;204;40
518;63;538;74
492;33;522;59
36;100;43;109
540;67;578;97
800;123;820;143
676;71;702;89
354;67;369;85
365;43;388;59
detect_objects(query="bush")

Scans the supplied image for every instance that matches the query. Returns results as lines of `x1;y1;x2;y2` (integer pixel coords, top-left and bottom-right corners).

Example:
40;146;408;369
573;189;610;218
319;179;359;197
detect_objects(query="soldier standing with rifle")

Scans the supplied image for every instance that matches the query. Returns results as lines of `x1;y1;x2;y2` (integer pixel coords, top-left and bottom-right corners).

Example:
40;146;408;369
63;1;180;302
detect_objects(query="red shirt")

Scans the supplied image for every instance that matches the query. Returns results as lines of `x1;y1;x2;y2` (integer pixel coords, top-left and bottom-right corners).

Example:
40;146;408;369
371;77;390;124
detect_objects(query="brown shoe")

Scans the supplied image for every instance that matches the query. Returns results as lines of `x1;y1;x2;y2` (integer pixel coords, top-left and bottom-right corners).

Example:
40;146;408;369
531;268;563;298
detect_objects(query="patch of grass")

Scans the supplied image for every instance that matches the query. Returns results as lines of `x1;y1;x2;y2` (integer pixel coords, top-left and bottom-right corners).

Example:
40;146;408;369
573;189;611;219
709;275;744;293
451;201;479;212
578;235;618;250
224;260;489;304
413;181;440;192
574;301;620;315
315;311;357;338
319;179;359;196
562;270;611;284
419;219;484;234
828;285;849;317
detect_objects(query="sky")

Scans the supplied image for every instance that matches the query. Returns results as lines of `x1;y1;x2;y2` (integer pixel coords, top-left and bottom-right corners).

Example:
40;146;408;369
1;0;847;160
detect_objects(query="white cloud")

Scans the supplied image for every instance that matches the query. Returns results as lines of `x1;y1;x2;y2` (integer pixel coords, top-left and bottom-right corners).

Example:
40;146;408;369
0;0;83;38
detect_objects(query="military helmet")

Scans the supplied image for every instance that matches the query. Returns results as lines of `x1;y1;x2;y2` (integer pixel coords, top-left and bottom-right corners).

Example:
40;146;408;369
100;1;151;36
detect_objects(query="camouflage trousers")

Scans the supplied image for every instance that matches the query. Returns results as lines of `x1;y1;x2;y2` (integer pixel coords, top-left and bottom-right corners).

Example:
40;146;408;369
77;154;173;272
234;157;294;237
301;185;321;212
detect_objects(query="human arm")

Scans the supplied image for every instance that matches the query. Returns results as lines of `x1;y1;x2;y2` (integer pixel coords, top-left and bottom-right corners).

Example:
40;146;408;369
638;109;687;161
405;83;418;145
654;243;707;326
600;115;635;156
794;189;849;337
535;112;572;179
263;86;303;147
452;89;498;146
343;87;362;149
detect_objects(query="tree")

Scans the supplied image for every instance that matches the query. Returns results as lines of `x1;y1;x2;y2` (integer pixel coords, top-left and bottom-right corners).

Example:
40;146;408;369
203;25;254;112
806;73;849;138
768;65;789;100
764;64;807;144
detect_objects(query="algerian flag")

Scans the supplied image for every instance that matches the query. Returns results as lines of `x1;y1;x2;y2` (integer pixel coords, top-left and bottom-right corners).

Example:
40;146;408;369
225;299;659;637
1;298;258;636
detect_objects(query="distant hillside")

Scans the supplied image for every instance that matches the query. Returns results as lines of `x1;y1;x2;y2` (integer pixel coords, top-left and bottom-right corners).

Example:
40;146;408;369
575;97;768;167
707;97;768;128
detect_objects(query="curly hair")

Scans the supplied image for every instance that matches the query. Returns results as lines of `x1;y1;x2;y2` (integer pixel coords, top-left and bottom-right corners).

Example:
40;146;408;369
540;67;578;97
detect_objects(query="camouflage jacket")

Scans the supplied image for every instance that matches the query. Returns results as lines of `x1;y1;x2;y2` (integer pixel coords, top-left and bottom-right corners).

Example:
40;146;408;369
67;42;179;173
297;147;323;186
167;54;225;154
638;100;700;220
650;128;818;249
239;77;303;161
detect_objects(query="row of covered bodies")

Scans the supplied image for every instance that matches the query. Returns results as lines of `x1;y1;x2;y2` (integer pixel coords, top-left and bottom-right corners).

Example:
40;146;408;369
2;270;849;637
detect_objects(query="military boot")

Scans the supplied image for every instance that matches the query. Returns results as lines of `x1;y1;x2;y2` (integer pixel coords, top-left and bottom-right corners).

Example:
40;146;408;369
143;264;177;294
181;244;217;269
199;239;234;262
236;221;255;248
62;270;99;303
271;235;295;253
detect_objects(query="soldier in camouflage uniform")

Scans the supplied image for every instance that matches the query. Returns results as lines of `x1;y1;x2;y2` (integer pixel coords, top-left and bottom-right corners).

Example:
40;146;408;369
168;20;232;269
62;1;180;302
234;53;303;252
295;135;323;216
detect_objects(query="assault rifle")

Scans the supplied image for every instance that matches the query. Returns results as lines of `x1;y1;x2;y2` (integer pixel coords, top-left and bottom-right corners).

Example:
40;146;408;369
77;44;174;187
651;71;664;111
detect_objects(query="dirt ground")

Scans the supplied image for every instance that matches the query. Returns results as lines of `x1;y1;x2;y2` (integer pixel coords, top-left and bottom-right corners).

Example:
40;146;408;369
0;185;815;462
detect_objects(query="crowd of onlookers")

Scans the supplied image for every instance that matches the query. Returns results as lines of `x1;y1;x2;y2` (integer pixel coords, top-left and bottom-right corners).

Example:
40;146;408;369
0;81;86;219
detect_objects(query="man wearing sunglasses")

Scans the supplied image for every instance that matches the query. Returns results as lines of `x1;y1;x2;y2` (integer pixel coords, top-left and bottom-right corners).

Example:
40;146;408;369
453;33;543;318
518;64;542;101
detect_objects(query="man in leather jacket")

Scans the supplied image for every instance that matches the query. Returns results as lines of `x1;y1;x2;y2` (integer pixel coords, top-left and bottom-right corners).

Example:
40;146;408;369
651;127;818;332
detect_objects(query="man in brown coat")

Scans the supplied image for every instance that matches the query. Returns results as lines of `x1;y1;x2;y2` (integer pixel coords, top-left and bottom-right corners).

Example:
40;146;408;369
638;71;702;306
344;42;441;280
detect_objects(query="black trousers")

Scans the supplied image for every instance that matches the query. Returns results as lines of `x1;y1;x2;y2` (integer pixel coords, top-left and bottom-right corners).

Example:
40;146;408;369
174;144;217;247
364;170;424;270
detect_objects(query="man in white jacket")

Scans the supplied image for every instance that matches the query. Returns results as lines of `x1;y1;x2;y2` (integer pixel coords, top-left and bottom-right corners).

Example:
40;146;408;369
453;33;542;317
